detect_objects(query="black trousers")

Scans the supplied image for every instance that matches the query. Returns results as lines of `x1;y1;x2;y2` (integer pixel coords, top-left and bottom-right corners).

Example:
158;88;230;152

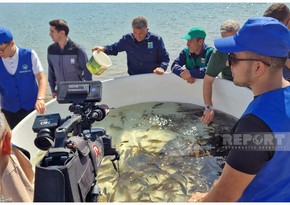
1;108;34;129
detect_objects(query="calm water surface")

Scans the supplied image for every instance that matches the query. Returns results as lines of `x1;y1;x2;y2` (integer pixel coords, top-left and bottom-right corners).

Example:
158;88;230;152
0;3;281;81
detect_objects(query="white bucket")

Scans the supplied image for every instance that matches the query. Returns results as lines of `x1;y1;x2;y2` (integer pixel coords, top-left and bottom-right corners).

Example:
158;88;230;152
86;51;112;75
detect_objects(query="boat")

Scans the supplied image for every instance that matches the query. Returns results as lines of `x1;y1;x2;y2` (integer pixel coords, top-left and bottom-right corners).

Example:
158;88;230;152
12;73;252;157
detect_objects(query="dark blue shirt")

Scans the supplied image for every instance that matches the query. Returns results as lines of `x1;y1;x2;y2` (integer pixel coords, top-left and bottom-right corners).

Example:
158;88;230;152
104;32;169;75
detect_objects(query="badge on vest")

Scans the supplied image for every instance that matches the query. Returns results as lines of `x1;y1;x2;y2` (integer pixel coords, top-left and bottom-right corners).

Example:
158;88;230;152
201;58;205;65
148;42;153;49
19;64;31;73
71;58;75;64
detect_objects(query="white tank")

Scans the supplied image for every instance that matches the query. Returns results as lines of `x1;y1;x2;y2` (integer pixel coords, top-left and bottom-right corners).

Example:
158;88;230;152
12;73;252;157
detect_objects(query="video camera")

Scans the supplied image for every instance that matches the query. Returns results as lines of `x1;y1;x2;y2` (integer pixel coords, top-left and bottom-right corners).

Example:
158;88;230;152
32;81;119;202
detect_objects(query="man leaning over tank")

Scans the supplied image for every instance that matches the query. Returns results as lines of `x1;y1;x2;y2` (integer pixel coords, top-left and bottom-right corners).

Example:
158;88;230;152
201;19;240;125
48;19;92;99
189;17;290;202
0;112;34;202
92;16;170;75
171;27;214;84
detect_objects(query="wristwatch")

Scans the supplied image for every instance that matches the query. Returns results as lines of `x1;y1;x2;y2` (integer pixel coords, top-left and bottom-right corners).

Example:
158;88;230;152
37;96;45;100
204;105;213;110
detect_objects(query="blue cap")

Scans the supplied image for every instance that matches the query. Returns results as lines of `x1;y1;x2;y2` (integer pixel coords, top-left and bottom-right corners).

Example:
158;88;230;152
0;27;13;44
214;17;290;57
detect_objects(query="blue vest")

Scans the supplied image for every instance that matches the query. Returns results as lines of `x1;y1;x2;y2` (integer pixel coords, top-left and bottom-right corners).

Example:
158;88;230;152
0;48;38;112
238;86;290;202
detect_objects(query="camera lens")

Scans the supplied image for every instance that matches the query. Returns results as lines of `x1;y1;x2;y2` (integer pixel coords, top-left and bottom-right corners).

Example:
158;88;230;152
34;128;55;151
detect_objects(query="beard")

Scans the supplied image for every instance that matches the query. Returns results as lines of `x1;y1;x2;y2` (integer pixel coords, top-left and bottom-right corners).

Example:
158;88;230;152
232;67;253;87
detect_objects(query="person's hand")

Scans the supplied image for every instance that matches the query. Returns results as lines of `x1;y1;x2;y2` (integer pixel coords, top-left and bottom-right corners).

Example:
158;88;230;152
51;92;57;99
201;109;215;125
92;46;105;53
153;67;165;75
180;69;195;84
186;77;195;84
35;99;46;114
180;69;191;81
188;192;207;202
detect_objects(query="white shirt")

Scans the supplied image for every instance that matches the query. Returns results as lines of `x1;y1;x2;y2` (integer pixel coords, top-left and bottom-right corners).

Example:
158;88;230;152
1;46;43;75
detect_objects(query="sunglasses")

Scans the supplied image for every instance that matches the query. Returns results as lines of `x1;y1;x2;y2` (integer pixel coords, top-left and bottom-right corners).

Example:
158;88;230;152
0;43;10;54
227;53;271;67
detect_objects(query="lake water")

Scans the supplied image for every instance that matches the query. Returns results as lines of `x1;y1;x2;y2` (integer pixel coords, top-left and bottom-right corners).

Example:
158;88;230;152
0;2;283;82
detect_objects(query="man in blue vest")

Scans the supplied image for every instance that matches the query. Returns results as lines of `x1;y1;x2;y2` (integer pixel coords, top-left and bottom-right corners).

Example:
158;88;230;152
0;27;47;129
189;17;290;202
171;27;213;84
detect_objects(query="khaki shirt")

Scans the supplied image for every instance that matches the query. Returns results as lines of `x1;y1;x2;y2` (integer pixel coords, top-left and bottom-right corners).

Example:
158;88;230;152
0;154;34;202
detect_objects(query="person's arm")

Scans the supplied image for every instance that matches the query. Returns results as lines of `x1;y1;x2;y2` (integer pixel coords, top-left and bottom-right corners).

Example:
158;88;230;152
190;163;255;202
190;114;273;202
201;50;229;125
77;46;92;81
180;69;194;83
30;50;47;113
34;71;47;114
201;74;215;125
156;36;170;71
171;50;186;76
189;68;206;79
104;35;128;55
47;51;57;98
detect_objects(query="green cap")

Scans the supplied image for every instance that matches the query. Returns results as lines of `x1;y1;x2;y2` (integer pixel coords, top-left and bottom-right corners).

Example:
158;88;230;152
181;27;206;40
